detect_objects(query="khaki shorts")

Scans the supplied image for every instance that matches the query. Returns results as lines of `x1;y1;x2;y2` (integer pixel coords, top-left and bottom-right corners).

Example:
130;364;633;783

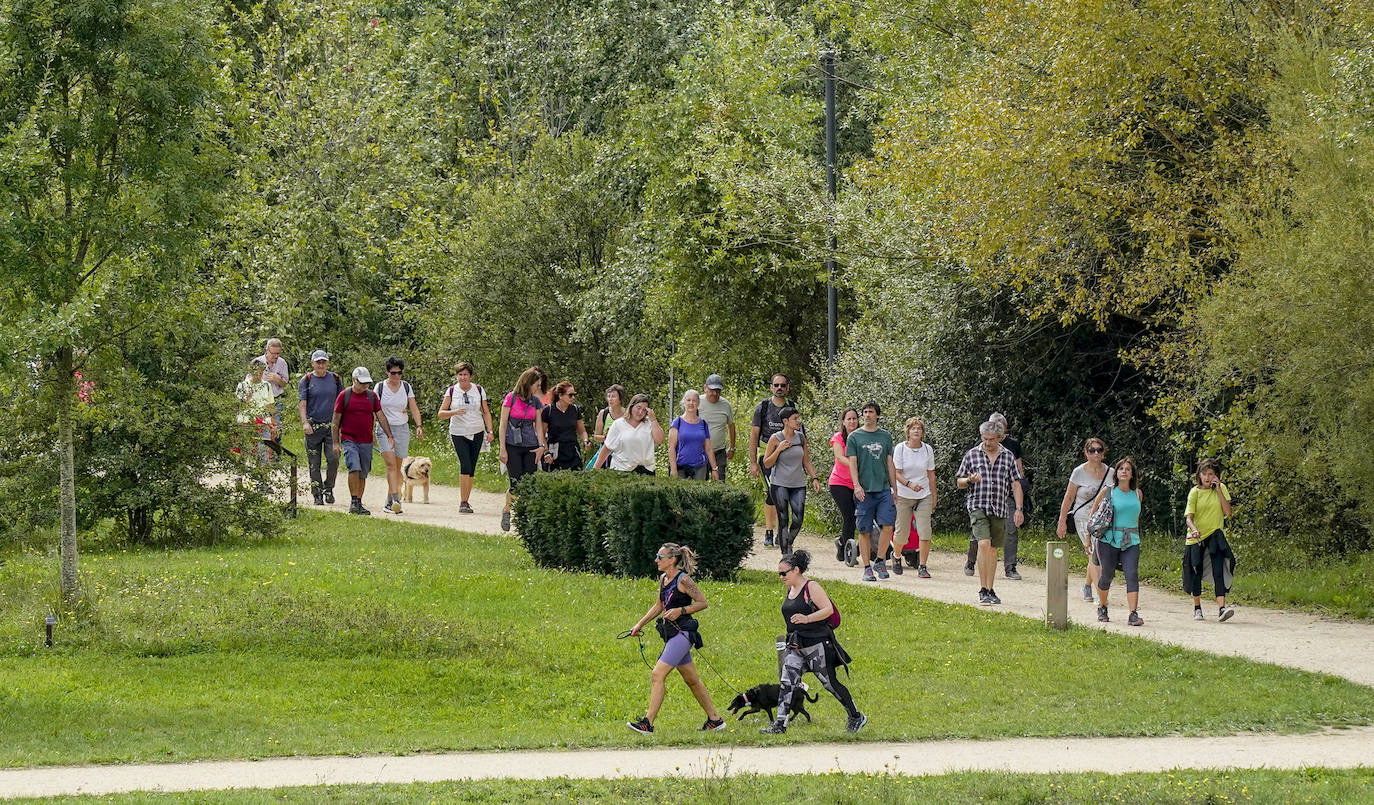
969;508;1007;548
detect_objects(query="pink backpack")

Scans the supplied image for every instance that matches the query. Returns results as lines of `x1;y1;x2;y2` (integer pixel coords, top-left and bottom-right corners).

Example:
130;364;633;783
802;581;841;629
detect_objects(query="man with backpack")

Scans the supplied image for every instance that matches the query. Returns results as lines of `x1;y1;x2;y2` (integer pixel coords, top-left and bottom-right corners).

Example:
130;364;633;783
750;373;800;548
298;349;343;506
331;366;395;515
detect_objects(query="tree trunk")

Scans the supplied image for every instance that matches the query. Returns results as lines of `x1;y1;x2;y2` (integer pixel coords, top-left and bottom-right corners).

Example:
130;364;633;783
56;346;80;608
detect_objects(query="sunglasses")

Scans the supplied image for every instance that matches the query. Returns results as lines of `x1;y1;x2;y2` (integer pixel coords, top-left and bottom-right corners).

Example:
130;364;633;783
654;553;667;560
1087;447;1104;454
462;392;471;404
778;568;794;576
388;370;402;375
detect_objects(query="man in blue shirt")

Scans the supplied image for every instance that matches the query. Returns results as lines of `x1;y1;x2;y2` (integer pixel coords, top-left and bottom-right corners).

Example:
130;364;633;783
297;349;343;505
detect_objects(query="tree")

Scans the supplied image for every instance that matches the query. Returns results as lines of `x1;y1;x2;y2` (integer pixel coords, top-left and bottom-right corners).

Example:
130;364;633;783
0;0;231;604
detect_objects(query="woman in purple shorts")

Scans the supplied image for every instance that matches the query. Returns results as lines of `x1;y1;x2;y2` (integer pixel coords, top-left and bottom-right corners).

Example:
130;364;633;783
626;543;727;734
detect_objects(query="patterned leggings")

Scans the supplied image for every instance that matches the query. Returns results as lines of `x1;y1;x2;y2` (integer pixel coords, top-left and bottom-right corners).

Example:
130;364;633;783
774;640;859;724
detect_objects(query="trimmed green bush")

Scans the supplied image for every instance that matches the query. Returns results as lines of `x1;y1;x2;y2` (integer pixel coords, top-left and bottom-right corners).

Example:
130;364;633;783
512;471;753;578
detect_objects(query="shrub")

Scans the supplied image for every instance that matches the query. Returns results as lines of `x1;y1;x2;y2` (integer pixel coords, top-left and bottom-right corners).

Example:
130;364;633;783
512;471;753;579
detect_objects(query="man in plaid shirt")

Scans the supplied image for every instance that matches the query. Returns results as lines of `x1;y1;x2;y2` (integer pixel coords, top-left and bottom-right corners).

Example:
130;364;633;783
956;421;1025;605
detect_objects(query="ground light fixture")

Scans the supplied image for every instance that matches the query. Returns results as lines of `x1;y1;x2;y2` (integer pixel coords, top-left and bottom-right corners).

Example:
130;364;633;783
45;613;55;647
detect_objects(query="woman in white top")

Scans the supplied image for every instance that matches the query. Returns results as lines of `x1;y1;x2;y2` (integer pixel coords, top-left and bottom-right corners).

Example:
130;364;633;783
1055;437;1114;602
600;393;664;474
893;417;937;578
376;356;424;515
437;361;494;514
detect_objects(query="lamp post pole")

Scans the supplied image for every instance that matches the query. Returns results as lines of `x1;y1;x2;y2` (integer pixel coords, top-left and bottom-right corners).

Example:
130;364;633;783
822;48;839;367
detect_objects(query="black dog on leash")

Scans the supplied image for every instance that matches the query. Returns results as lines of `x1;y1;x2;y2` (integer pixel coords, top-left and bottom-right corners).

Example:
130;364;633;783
726;683;819;723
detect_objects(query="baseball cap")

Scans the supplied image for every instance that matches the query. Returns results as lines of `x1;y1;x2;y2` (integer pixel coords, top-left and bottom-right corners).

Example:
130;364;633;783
705;374;724;390
311;349;329;362
351;366;373;384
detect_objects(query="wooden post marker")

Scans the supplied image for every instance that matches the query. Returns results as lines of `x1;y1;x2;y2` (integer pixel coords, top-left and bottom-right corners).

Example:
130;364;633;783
1046;541;1069;630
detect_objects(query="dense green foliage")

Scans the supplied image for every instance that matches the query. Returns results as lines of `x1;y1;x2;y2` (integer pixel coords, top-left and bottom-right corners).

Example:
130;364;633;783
513;470;753;578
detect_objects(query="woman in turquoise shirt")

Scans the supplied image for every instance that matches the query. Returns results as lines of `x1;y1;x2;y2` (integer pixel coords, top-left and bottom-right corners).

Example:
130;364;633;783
1089;457;1144;626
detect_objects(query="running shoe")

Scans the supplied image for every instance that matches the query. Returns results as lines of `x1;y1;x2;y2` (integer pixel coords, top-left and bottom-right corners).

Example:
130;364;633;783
862;567;877;582
1193;608;1205;621
891;555;904;575
835;537;846;562
964;564;975;577
764;531;775;548
987;589;1002;605
1004;567;1022;580
1082;584;1094;602
844;539;859;567
760;721;787;734
700;717;727;732
918;565;931;579
874;560;889;580
627;717;654;734
1097;605;1109;623
313;494;324;507
1128;610;1144;626
846;712;868;733
1219;606;1235;622
500;510;511;531
348;500;363;515
387;499;403;515
978;589;991;605
459;501;473;514
323;489;335;504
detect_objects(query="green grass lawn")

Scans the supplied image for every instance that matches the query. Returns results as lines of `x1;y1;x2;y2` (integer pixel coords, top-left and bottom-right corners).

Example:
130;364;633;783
3;514;1373;769
13;769;1374;804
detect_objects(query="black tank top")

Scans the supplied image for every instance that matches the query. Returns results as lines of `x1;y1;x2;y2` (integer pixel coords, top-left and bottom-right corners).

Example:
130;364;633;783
660;572;693;611
782;581;830;645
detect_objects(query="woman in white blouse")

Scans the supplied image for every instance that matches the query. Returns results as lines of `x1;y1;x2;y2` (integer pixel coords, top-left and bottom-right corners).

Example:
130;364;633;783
599;394;664;474
893;417;937;578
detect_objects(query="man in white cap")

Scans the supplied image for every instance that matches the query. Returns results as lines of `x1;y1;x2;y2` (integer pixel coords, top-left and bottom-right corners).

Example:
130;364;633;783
331;367;394;515
297;350;343;505
699;374;736;481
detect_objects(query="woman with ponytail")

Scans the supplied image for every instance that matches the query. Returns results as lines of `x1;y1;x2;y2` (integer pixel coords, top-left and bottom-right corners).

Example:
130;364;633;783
626;543;726;734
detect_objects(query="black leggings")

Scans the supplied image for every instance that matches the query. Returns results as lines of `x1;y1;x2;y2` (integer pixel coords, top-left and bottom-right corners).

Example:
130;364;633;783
772;485;806;553
1096;542;1141;594
776;640;858;724
506;445;538;490
1183;531;1232;597
829;484;856;547
451;433;484;476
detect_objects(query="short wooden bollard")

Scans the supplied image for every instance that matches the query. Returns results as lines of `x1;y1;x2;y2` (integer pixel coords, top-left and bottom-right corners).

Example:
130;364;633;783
1046;541;1069;630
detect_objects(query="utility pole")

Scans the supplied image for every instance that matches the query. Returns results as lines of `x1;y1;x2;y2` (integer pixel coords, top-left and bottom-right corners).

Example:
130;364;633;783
822;48;839;367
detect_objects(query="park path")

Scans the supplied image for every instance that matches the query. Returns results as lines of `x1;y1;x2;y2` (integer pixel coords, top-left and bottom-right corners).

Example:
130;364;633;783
3;727;1374;798
391;481;1374;689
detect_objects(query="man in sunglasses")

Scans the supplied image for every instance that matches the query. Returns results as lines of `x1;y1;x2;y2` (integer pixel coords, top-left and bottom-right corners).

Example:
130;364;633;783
750;373;801;548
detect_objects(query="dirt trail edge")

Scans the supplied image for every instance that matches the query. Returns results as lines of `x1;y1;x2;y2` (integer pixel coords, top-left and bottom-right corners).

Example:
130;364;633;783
4;727;1374;798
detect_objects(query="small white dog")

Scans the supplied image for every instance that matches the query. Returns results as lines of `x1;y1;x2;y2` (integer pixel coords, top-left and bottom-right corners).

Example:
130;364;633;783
401;456;432;503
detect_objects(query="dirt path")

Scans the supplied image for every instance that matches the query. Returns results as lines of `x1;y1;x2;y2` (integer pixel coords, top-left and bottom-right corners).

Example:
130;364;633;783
3;727;1373;798
367;479;1374;689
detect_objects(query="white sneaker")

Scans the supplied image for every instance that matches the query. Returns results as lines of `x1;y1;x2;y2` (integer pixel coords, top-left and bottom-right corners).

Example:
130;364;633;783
1219;606;1235;622
1193;608;1205;621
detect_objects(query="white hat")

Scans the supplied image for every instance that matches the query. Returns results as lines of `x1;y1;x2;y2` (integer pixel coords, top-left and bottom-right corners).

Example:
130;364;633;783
351;366;373;384
311;349;329;362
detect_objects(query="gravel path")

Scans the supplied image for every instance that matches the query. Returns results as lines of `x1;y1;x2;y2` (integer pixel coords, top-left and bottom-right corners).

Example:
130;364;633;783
4;728;1373;798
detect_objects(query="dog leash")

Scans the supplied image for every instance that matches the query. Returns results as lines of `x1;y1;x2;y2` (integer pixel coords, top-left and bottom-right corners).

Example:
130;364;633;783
630;618;747;698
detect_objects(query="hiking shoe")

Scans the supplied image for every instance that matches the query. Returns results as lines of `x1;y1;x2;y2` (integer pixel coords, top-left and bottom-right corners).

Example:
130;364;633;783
987;589;1002;605
701;717;727;732
386;500;403;515
835;537;846;562
500;510;511;531
918;565;931;579
964;564;975;577
627;717;654;734
978;588;991;605
1082;584;1094;602
459;501;473;514
891;555;904;575
1193;608;1205;621
1005;567;1022;581
764;531;775;548
846;712;868;733
348;500;362;515
1128;610;1144;626
1097;605;1109;623
844;539;859;567
323;489;335;504
760;721;787;734
1219;606;1235;623
355;502;371;516
862;567;877;582
313;494;324;506
874;560;889;580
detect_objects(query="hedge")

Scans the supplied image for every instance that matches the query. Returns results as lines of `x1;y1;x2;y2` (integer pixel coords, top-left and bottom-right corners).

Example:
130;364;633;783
511;471;754;579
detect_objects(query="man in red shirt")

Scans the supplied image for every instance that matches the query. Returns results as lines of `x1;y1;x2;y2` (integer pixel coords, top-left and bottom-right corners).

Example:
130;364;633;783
331;367;394;515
